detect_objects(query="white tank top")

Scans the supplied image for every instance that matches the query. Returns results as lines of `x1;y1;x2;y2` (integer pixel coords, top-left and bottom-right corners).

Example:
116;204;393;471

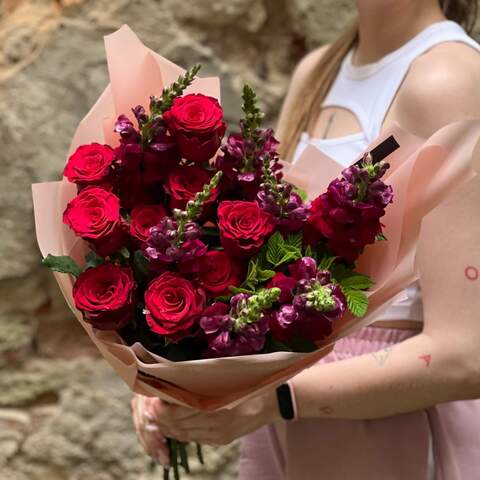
292;20;480;322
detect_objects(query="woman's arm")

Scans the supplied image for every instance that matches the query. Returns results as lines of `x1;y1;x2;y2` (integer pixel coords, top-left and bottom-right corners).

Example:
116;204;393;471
287;41;480;421
133;43;480;448
293;330;479;420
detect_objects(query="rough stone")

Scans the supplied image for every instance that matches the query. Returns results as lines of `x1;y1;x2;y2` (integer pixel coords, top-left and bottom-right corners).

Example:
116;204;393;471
168;0;267;33
287;0;356;48
0;0;354;478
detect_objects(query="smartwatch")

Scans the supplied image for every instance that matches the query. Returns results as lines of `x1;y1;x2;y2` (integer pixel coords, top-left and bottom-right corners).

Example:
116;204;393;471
276;381;298;421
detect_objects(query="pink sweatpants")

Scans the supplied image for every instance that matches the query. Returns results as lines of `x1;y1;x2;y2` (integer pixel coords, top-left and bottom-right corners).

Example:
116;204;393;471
239;326;480;480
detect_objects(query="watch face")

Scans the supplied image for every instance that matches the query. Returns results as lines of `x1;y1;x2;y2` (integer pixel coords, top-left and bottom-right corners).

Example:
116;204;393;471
276;384;295;421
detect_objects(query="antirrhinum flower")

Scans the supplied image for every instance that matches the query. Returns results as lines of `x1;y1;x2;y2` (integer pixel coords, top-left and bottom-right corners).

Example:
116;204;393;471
270;257;347;344
200;288;280;358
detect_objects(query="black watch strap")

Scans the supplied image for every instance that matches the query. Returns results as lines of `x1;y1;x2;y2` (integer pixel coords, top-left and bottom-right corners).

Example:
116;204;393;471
276;383;295;421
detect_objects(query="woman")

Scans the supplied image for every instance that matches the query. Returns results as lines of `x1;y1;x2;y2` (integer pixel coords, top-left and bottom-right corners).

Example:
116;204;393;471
132;1;480;478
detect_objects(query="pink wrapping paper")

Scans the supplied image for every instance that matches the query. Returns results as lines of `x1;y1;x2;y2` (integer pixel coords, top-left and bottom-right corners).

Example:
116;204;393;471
31;25;480;411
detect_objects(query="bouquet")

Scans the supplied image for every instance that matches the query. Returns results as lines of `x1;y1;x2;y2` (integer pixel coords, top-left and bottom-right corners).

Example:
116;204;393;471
32;25;480;479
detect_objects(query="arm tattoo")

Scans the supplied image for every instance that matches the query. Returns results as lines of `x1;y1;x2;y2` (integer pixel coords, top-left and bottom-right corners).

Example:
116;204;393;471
318;405;334;415
371;346;393;366
418;354;431;366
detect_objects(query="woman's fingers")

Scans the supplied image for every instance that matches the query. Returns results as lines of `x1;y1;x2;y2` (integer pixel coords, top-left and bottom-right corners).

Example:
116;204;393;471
131;395;170;465
151;399;201;425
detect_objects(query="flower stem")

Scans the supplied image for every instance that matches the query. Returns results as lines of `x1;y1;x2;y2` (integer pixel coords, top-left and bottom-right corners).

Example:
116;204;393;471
196;443;204;464
179;442;190;473
170;439;180;480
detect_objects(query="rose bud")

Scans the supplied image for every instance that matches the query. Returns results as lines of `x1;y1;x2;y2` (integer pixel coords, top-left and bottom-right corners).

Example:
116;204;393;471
144;272;206;341
165;165;219;212
196;250;244;297
63;186;127;257
218;200;275;257
73;263;136;330
163;93;226;164
129;204;167;245
63;143;116;187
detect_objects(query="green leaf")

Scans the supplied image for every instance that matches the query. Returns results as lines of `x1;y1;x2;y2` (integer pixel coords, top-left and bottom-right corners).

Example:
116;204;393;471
214;295;233;303
330;263;355;282
243;259;259;289
133;250;149;280
264;336;293;353
202;226;220;237
242;259;276;290
293;186;308;202
257;268;276;283
84;251;104;269
340;274;374;291
290;336;318;353
266;231;302;268
342;288;369;317
318;255;337;271
229;286;255;295
303;245;318;262
42;254;82;277
287;232;303;251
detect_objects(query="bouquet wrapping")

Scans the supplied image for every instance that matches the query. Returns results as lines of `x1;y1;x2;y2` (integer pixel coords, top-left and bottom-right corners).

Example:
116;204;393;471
32;25;480;417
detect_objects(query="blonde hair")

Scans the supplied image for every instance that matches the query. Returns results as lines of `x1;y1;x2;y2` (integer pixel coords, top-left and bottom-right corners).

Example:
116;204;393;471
279;0;478;162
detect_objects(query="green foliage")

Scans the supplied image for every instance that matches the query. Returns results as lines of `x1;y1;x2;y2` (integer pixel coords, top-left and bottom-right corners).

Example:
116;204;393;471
264;337;293;353
230;286;255;295
265;231;302;268
289;335;318;353
332;264;373;317
242;259;276;291
293;186;308;202
42;254;82;277
84;251;104;269
318;254;337;271
133;250;149;281
342;288;369;317
340;274;373;290
303;245;318;262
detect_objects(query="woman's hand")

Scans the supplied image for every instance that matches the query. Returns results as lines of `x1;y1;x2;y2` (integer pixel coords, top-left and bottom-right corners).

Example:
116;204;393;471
149;389;280;447
131;394;170;466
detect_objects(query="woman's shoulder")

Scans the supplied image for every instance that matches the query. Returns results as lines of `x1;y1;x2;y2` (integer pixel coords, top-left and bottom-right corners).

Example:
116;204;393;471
289;45;331;88
391;42;480;138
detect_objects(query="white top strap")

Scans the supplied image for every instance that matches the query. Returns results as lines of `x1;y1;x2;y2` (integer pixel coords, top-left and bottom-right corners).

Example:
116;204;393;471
323;20;480;142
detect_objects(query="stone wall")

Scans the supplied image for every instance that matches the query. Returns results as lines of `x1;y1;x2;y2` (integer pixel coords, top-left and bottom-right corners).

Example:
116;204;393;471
0;1;350;479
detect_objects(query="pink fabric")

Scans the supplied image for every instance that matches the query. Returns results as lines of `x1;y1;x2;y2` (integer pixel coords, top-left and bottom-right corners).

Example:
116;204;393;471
239;326;480;480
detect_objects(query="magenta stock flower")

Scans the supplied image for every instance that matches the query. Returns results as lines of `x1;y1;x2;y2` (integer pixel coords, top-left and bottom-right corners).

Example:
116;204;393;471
305;162;393;263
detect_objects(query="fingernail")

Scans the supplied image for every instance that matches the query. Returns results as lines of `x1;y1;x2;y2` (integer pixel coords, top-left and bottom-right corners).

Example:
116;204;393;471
145;424;159;432
144;411;154;421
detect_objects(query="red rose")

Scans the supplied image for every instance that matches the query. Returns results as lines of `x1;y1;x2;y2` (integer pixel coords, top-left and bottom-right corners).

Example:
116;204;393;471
63;187;127;256
129;204;167;244
197;250;244;296
163;94;226;164
73;263;136;330
165;165;219;211
218;201;275;257
144;272;206;340
64;143;116;186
